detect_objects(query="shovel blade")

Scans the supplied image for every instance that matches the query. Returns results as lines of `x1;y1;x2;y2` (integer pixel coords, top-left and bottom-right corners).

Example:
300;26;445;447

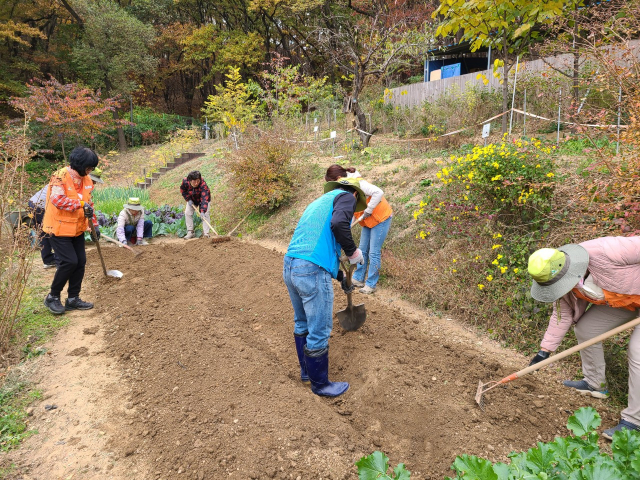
336;303;366;331
107;269;123;279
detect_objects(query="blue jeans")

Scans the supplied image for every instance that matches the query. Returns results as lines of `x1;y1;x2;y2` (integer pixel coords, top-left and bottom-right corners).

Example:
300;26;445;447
283;256;334;350
354;216;392;288
124;221;153;241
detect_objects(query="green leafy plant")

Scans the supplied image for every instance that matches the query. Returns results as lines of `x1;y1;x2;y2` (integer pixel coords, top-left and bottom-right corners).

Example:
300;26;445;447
355;451;411;480
446;407;640;479
358;409;640;480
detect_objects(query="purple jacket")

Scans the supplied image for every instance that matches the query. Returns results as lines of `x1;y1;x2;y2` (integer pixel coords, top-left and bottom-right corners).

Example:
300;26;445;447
541;236;640;351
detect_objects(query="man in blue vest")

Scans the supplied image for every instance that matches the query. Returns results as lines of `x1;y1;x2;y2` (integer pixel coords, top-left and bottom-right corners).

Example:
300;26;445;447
283;178;367;397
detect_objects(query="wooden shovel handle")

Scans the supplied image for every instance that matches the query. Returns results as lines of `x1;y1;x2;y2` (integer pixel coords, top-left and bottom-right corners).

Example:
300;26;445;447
498;315;640;385
90;223;108;277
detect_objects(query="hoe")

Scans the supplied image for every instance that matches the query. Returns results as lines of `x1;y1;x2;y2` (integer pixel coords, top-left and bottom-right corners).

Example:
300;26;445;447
475;315;640;409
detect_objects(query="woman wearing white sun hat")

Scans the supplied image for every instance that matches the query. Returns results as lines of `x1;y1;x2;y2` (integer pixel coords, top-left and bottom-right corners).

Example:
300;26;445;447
115;197;153;246
527;236;640;440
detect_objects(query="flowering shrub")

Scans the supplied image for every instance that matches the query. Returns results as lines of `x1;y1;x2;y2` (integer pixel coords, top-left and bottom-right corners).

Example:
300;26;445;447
409;138;561;348
433;138;558;223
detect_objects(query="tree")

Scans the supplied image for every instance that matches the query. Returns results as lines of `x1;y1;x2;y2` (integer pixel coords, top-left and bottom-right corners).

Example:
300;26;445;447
259;53;333;118
434;0;581;133
202;67;260;148
9;78;121;159
70;0;157;151
313;0;435;147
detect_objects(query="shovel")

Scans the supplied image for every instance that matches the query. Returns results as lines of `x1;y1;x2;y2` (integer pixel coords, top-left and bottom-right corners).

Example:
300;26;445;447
475;315;640;409
336;262;366;331
90;223;123;279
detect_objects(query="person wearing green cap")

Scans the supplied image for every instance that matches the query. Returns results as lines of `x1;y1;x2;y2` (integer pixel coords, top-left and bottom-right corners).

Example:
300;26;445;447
283;177;366;398
527;236;640;440
89;167;104;185
115;197;152;246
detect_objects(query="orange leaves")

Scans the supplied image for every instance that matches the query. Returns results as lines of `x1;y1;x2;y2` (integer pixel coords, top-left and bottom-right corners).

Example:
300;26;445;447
9;78;122;145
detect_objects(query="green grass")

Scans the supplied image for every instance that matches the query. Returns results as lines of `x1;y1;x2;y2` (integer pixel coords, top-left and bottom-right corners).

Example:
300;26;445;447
13;284;69;345
0;280;71;455
92;186;157;215
0;375;41;452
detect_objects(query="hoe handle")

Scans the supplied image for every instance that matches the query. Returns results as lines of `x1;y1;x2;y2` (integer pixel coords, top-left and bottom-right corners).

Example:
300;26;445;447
194;208;219;236
101;232;136;252
499;315;640;385
350;215;364;228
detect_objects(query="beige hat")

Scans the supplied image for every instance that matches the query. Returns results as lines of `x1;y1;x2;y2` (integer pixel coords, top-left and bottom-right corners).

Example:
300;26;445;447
124;197;144;211
528;244;589;302
323;177;368;211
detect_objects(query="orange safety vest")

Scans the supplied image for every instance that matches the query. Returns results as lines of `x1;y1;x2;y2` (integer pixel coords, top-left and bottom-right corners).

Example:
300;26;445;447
572;288;640;311
355;196;393;229
42;167;93;237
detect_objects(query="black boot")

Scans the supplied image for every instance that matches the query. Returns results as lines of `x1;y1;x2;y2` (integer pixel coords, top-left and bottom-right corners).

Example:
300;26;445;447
304;346;349;397
65;297;94;310
44;294;65;315
294;333;310;382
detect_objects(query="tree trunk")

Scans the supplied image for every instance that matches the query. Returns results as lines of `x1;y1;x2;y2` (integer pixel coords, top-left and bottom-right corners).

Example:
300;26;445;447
114;108;127;152
351;70;375;148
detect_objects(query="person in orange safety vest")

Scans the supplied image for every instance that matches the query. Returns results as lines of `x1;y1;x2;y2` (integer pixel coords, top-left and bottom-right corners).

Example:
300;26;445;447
42;146;99;315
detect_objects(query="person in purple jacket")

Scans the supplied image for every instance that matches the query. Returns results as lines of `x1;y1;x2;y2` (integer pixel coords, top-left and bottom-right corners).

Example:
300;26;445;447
527;236;640;440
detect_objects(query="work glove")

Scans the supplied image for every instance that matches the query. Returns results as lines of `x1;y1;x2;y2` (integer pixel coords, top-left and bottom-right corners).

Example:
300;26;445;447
187;200;194;207
341;276;355;294
348;248;364;265
93;226;101;240
136;238;143;246
362;211;372;219
529;350;550;366
120;239;127;246
83;202;94;218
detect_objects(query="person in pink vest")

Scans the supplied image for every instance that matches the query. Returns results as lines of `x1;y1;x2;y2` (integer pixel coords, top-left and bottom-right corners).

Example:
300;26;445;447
527;236;640;439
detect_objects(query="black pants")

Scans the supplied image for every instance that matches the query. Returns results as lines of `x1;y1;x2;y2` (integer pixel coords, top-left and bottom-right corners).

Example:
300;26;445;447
49;233;86;298
28;202;56;265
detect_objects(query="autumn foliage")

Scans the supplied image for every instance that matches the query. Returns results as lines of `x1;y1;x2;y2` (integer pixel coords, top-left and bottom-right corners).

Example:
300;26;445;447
9;78;122;157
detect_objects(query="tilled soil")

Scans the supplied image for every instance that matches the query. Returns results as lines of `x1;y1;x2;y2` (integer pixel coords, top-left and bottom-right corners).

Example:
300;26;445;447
74;239;615;480
6;239;619;480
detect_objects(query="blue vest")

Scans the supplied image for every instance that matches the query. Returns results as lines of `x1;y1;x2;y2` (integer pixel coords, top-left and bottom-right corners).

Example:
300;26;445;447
286;190;344;278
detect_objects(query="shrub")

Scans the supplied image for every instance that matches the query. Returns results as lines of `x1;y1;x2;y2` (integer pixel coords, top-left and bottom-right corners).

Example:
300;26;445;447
227;132;299;211
430;138;558;224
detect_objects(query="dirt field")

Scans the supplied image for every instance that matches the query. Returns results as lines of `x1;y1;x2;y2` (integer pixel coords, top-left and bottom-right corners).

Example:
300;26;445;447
4;239;619;480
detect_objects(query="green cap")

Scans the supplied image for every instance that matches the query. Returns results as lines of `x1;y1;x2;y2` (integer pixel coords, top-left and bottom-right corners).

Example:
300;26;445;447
528;248;566;283
89;167;104;184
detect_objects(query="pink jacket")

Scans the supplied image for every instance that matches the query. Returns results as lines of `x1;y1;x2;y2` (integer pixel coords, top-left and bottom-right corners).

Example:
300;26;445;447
541;236;640;351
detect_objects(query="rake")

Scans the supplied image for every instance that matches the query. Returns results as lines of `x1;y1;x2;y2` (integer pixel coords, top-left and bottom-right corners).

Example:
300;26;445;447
193;209;231;244
475;315;640;409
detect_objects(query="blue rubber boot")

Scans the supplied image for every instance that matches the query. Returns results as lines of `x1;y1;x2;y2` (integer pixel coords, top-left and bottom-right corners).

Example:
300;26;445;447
304;346;349;397
294;333;309;382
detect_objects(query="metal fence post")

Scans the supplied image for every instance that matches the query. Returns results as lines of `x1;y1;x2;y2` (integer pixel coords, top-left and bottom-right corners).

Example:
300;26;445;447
523;88;527;137
508;56;519;137
557;88;562;146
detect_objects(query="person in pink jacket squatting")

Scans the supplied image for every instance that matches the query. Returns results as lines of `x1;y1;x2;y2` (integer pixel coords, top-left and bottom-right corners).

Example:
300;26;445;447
527;236;640;440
